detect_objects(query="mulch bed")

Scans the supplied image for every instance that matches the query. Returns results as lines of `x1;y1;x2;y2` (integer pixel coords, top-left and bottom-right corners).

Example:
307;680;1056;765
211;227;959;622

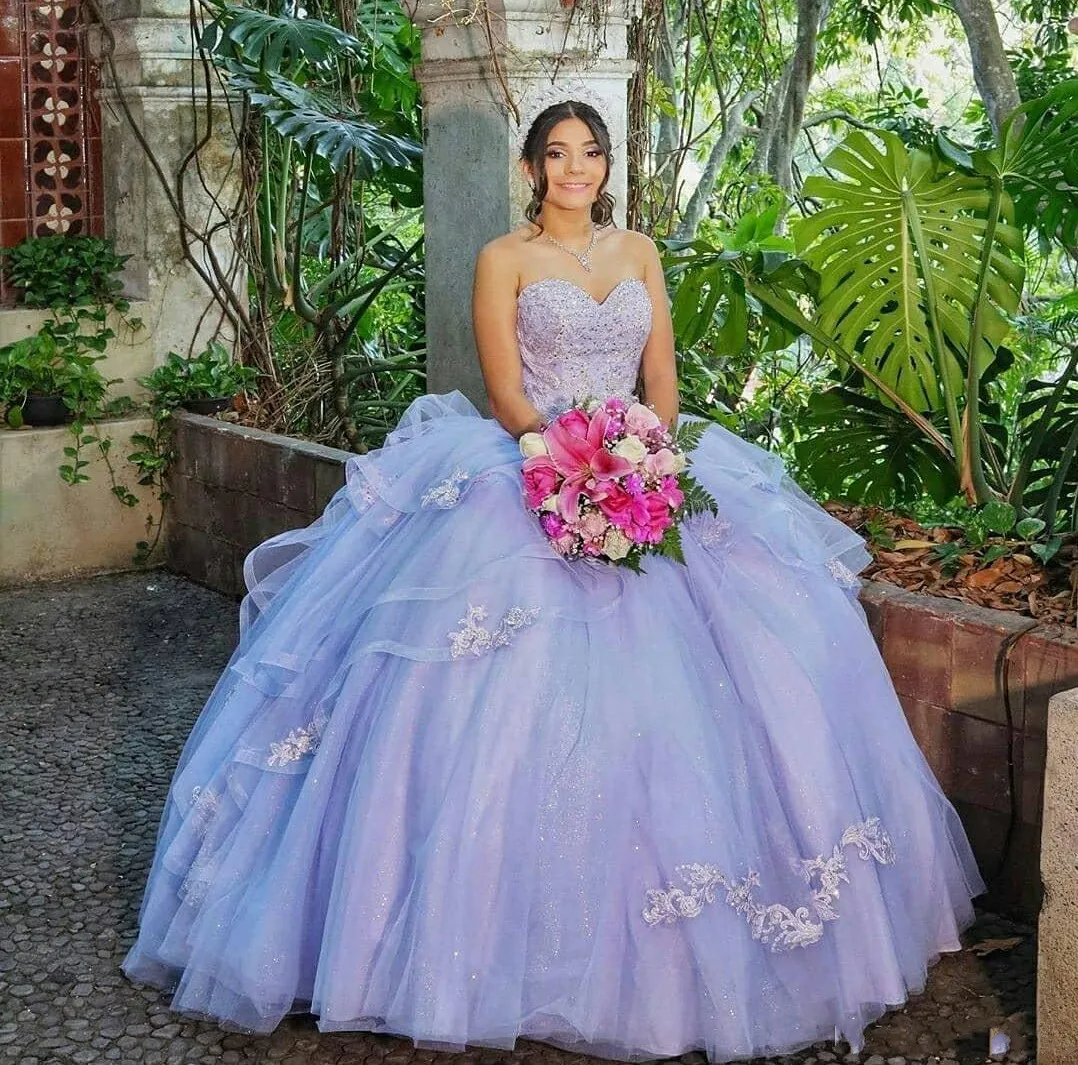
826;502;1078;637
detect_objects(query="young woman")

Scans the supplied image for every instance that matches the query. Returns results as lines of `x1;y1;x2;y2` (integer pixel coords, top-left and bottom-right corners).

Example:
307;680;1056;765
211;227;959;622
124;98;982;1062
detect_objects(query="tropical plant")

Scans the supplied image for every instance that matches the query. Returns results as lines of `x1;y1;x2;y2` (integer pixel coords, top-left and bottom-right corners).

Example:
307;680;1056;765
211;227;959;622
139;342;259;406
201;0;425;451
0;328;112;421
667;82;1078;544
3;235;131;310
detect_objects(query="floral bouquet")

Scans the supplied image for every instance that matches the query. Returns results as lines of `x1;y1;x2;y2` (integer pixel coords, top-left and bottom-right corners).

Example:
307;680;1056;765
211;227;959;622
519;398;716;570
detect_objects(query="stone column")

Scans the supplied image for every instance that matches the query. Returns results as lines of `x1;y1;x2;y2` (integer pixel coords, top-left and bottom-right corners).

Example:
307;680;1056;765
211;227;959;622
91;0;240;366
408;0;636;407
1038;685;1078;1065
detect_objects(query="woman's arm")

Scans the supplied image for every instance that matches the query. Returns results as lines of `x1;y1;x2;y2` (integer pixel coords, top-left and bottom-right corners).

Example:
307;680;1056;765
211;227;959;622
637;235;679;428
472;240;546;438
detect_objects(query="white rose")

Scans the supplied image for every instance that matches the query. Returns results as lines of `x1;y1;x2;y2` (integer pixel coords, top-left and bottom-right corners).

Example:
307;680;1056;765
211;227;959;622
519;432;548;458
671;451;688;473
540;494;559;512
612;435;648;464
602;527;632;561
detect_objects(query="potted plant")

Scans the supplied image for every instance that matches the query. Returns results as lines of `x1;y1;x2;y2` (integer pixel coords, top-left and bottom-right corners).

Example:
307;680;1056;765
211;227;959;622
140;342;258;415
0;325;112;428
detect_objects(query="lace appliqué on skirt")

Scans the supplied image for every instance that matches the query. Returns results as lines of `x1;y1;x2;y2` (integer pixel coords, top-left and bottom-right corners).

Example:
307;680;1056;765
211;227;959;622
422;468;469;508
698;516;732;548
826;557;862;590
642;817;896;951
448;605;541;659
267;719;323;767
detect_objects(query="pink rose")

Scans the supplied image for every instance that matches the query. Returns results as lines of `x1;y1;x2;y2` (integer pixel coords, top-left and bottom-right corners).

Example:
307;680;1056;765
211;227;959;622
641;493;674;542
596;484;635;530
522;456;560;509
552;408;591;439
625;403;662;435
624;492;673;544
643;448;678;479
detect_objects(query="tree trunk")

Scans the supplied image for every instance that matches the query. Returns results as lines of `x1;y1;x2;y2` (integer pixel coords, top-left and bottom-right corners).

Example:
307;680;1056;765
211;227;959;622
767;0;828;193
674;91;758;240
749;62;790;178
651;0;684;210
949;0;1021;137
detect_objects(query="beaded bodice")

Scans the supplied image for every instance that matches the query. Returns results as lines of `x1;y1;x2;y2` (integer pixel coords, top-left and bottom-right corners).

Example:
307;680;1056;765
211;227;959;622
516;277;652;419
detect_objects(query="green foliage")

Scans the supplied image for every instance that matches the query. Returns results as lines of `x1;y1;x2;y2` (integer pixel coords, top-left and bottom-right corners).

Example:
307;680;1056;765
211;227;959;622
0;328;112;421
230;69;420;174
139;342;259;405
793;387;957;504
795;130;1025;416
927;499;1064;574
202;0;425;451
991;79;1078;249
3;235;130;310
0;234;144;515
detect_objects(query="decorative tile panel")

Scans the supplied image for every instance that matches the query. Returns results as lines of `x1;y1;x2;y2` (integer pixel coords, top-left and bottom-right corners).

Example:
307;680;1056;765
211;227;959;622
1;0;101;303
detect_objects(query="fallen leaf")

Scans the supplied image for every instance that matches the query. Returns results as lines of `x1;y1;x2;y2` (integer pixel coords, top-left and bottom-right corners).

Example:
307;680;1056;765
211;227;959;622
969;935;1023;957
894;539;936;550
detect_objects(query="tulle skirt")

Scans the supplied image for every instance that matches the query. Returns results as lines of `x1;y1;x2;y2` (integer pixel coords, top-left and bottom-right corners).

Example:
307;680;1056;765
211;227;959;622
124;393;983;1061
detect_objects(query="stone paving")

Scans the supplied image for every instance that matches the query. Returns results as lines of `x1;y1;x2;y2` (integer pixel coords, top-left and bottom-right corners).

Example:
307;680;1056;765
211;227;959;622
0;572;1038;1065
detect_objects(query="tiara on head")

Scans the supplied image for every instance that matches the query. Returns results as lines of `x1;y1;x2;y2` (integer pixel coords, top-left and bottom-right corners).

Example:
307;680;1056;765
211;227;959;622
512;78;611;159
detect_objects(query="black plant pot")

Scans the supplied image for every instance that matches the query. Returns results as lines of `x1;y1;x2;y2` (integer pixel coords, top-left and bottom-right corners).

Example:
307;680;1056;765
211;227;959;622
21;394;70;426
181;396;234;415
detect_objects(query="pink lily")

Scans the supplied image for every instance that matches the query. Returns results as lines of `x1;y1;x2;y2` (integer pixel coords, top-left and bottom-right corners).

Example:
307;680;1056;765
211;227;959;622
544;408;634;521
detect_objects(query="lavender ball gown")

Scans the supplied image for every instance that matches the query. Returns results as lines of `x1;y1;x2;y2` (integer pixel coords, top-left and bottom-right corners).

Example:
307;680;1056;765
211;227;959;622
124;277;983;1060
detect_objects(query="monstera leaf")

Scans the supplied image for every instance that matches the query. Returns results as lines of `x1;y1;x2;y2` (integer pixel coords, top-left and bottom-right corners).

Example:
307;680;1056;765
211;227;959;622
202;5;366;73
230;71;420;174
1013;352;1078;531
793;387;958;505
998;79;1078;249
793;131;1025;415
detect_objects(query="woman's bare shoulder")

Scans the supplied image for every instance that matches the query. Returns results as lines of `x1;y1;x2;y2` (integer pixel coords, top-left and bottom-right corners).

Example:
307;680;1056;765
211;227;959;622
477;227;537;267
598;227;657;266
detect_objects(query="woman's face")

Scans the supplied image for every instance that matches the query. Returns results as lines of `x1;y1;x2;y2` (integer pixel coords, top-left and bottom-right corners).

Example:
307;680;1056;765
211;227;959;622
532;116;607;212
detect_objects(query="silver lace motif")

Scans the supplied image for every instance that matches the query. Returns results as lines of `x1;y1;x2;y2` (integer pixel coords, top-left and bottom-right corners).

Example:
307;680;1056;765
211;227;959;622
826;557;861;589
698;516;732;548
267;720;323;767
642;817;896;951
448;604;541;659
187;785;220;833
421;468;468;509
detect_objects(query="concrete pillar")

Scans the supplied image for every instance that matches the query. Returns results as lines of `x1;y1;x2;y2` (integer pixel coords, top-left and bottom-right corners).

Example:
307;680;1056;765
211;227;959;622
1037;685;1078;1065
91;0;240;366
409;0;636;406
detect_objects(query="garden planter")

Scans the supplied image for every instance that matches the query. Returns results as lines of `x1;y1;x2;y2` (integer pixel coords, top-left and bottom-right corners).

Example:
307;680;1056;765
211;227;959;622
181;396;234;416
20;395;69;426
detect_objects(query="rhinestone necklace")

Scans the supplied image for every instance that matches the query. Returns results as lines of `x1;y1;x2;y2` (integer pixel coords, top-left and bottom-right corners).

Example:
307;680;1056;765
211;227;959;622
544;226;598;272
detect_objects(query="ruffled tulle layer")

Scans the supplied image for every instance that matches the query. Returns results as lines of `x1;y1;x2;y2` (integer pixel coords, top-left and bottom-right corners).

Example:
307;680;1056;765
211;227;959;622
124;393;982;1061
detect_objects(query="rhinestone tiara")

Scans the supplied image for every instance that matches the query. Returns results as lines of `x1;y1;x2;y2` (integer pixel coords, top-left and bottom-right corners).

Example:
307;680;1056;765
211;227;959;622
512;78;612;159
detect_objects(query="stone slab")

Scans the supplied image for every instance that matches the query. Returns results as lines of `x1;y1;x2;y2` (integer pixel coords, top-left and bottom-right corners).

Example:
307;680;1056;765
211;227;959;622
1037;685;1078;1065
0;417;157;584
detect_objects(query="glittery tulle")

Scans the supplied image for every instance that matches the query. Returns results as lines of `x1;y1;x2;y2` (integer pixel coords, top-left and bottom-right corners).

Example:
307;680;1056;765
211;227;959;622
124;281;982;1060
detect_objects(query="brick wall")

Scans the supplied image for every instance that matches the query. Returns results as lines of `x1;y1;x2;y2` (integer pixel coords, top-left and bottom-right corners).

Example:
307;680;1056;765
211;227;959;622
861;581;1078;918
167;412;1078;920
166;411;349;597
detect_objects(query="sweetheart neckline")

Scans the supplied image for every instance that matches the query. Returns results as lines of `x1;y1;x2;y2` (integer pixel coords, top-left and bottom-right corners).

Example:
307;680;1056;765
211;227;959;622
517;276;647;307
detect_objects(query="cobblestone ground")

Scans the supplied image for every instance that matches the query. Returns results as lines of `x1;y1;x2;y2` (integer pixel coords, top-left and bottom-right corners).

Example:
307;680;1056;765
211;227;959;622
0;573;1037;1065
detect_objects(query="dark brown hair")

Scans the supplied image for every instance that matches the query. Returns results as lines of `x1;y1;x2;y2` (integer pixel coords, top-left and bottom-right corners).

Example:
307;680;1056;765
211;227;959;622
521;100;615;230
